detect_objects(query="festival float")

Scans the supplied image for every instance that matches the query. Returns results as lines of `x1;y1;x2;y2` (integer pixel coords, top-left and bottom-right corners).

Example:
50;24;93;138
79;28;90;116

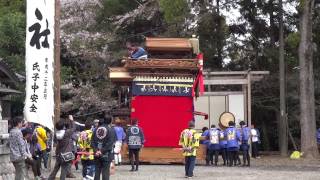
109;37;207;163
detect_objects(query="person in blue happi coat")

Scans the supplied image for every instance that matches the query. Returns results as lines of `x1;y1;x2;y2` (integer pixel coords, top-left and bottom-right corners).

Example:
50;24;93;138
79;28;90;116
200;127;210;166
226;121;241;167
239;121;251;166
219;128;228;166
204;125;220;166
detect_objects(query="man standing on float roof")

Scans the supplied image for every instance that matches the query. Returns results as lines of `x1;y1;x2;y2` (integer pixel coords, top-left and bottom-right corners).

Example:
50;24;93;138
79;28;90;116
179;121;201;178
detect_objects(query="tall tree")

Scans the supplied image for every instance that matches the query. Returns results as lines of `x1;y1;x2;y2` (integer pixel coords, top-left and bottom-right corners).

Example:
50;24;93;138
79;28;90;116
0;0;25;73
279;0;288;156
298;0;319;158
159;0;189;36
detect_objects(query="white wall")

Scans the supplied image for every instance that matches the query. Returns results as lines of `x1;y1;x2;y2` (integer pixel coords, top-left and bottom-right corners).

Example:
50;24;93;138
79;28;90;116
194;94;244;129
228;94;245;127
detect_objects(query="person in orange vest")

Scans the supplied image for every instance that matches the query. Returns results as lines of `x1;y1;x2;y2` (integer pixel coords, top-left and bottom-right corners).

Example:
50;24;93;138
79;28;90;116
78;120;95;180
179;121;201;178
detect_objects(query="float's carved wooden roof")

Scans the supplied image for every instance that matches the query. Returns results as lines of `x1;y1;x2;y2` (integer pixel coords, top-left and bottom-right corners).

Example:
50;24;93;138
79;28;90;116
108;67;133;82
124;59;198;70
145;37;192;52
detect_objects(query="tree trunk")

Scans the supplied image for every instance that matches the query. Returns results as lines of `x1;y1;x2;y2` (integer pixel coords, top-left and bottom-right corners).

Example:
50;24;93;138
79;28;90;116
269;0;276;46
279;0;288;156
298;0;319;159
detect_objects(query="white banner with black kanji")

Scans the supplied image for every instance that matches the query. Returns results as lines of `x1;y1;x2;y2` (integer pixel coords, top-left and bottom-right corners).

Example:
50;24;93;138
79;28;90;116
25;0;55;131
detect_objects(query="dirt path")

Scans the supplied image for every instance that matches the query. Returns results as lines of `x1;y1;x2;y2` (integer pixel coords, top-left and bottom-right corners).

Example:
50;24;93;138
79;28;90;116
44;156;320;180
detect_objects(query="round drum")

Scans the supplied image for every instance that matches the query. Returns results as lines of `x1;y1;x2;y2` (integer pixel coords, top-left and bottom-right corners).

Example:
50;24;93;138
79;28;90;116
219;112;235;128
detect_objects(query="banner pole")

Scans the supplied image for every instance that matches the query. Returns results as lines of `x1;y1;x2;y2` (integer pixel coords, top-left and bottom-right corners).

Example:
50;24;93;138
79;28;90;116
49;0;60;170
54;0;61;126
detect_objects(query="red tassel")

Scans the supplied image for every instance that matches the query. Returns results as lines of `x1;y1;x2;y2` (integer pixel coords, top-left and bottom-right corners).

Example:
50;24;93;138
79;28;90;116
192;74;199;97
196;53;204;96
199;71;204;95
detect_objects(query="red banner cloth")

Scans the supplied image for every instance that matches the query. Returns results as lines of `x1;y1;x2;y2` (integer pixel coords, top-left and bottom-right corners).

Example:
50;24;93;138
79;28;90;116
192;53;205;97
131;96;194;147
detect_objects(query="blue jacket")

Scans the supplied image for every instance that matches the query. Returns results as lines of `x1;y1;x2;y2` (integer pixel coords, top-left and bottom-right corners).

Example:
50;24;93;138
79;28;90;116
91;124;116;155
113;126;126;141
226;126;241;149
219;130;227;149
131;47;147;59
126;125;145;149
207;128;220;150
200;130;210;146
240;126;251;144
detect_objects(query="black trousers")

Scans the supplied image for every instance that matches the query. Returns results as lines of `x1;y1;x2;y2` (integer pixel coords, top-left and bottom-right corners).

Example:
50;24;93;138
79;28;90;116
129;149;140;170
252;142;259;158
40;150;48;169
94;158;111;180
227;150;239;166
241;144;250;165
185;156;196;177
25;158;41;177
220;148;227;165
207;149;219;165
205;148;210;165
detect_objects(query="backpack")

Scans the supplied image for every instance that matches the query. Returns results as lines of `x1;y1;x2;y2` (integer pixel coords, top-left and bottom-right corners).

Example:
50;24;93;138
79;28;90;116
209;128;219;144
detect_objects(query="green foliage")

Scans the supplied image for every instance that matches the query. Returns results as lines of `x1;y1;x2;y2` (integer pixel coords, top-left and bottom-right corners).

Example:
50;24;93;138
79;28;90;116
286;32;300;49
102;0;138;17
159;0;189;24
0;12;25;55
197;12;228;69
96;0;138;31
0;0;25;73
61;66;74;83
0;0;25;15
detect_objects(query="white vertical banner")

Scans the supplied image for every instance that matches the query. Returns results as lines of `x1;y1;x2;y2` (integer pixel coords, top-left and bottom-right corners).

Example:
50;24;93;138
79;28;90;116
25;0;55;131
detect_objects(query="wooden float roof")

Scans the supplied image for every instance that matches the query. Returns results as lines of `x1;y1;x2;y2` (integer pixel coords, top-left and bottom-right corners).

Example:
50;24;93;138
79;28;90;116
124;59;199;70
109;59;199;82
108;67;133;82
145;37;192;52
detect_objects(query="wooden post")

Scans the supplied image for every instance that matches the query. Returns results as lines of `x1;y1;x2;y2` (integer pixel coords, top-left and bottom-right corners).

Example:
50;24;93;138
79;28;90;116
50;0;60;170
54;0;61;125
247;71;251;129
247;71;252;155
243;85;248;123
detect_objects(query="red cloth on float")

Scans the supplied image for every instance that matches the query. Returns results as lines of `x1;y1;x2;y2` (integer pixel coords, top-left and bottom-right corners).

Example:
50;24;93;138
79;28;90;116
131;96;193;147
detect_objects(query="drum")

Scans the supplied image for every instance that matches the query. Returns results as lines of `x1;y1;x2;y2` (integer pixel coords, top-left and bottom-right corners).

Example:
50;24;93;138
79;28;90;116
219;112;235;128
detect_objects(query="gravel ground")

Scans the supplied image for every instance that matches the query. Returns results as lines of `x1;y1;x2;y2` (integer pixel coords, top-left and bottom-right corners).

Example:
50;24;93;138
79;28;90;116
44;156;320;180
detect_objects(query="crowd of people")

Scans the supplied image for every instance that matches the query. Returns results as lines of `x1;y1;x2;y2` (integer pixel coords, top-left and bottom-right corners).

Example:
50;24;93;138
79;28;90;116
8;115;145;180
179;120;261;179
9;117;52;180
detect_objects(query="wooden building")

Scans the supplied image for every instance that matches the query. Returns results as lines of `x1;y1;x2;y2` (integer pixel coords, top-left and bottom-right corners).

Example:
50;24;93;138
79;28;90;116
0;60;22;119
194;71;269;130
0;59;22;179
